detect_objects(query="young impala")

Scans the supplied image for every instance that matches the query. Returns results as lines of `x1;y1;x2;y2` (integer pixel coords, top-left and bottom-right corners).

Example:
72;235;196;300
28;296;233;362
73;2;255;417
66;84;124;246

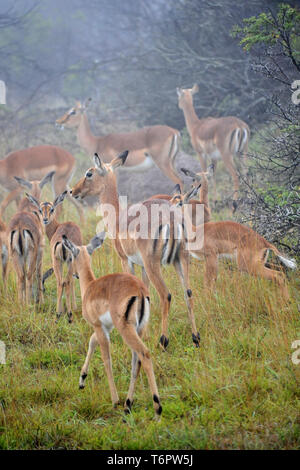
71;151;200;350
61;233;162;418
26;191;82;323
171;186;296;299
177;84;250;210
149;164;214;225
6;172;55;303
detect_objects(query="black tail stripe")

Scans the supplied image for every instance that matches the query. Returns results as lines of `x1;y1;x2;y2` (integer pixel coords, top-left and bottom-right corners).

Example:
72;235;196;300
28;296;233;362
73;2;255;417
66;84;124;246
23;229;34;243
62;244;67;261
167;236;176;264
229;129;236;152
18;232;23;255
153;224;163;255
125;296;136;321
10;230;16;247
139;296;145;325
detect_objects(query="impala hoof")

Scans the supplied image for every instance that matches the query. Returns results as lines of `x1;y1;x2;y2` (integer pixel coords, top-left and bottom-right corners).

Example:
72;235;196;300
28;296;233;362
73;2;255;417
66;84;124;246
192;332;200;347
67;312;73;324
160;335;169;350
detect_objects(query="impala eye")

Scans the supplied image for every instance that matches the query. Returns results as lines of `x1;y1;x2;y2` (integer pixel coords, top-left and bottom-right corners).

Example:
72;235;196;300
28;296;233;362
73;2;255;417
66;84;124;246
86;171;93;178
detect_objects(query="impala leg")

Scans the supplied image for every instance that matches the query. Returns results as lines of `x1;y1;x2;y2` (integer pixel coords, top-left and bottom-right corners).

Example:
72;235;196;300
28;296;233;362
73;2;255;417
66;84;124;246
142;267;150;289
142;260;171;350
212;160;218;204
79;332;98;389
53;259;63;321
36;246;44;304
204;252;218;290
12;254;26;303
1;245;8;292
224;154;239;211
94;325;119;406
65;261;74;323
121;323;161;419
26;251;38;303
174;253;200;347
71;271;77;311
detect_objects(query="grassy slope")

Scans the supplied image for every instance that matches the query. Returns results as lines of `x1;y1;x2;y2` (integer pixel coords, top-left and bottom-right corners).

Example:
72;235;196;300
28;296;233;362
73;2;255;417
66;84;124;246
0;163;299;450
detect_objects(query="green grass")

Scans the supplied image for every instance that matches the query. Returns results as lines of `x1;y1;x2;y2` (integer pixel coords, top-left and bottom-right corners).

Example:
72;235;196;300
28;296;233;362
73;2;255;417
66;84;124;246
0;196;299;450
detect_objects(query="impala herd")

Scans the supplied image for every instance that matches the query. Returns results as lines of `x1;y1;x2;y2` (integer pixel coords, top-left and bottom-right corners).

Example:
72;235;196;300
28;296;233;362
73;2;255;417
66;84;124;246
0;86;296;419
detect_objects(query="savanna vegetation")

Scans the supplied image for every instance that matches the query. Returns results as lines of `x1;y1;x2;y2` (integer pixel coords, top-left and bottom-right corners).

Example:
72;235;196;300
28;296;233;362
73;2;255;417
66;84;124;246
0;0;299;450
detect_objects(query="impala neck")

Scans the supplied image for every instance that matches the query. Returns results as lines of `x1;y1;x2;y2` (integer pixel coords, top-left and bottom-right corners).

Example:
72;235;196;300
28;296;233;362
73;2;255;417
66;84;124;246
45;218;59;241
181;99;200;134
77;113;98;154
76;256;95;299
99;180;121;237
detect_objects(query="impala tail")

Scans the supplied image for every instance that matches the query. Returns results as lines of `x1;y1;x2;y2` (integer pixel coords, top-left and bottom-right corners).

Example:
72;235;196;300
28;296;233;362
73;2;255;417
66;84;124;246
266;242;297;270
229;127;249;155
153;223;183;266
10;227;34;258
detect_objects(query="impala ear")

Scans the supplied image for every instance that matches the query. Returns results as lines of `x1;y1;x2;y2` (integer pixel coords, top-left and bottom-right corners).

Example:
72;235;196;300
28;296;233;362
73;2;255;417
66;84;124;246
176;87;183;98
62;234;80;258
183;184;201;203
181;167;200;181
86;231;106;255
94;153;107;175
53;190;68;209
14;176;32;190
25;193;40;209
191;84;199;95
111;150;129;170
39;171;55;189
172;184;182;195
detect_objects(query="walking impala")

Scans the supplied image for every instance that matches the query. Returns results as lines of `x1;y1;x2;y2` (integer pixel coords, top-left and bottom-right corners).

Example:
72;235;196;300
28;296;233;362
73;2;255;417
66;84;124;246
26;191;82;323
62;233;162;418
171;186;296;299
177;84;250;210
0;145;84;222
71;151;200;349
56;99;183;189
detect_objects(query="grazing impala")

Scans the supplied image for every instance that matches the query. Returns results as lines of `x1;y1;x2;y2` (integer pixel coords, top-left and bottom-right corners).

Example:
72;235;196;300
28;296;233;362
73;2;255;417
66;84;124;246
149;165;214;225
27;191;82;323
62;233;162;418
56;100;183;188
0;145;84;221
171;186;296;299
71;151;200;350
177;84;250;210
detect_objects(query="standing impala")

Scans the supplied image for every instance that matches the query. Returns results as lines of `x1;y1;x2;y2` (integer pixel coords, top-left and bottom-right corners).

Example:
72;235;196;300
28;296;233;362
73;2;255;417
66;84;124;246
56;100;183;189
0;145;84;222
177;84;250;210
71;151;200;350
62;233;162;418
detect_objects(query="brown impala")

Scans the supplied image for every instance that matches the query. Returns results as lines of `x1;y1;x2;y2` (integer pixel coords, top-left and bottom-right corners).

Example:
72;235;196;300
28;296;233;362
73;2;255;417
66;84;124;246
0;145;83;222
177;84;250;210
56;99;183;188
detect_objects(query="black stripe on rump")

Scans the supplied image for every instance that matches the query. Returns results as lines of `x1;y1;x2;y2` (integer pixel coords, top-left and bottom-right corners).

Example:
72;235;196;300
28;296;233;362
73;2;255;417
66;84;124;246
139;296;145;325
125;296;137;321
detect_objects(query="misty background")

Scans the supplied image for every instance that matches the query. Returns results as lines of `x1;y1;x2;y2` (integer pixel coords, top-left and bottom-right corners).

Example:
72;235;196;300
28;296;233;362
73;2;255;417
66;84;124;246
0;0;298;201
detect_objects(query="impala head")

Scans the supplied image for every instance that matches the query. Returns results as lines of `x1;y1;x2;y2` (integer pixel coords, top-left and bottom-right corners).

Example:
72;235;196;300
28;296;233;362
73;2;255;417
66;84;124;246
14;171;55;200
181;163;214;187
62;232;106;269
170;183;201;208
176;84;199;109
71;151;129;201
26;190;67;225
56;98;92;128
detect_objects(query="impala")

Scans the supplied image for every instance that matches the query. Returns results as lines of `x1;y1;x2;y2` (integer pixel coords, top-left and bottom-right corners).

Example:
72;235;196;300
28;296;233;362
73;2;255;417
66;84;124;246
62;233;162;418
171;186;296;299
0;145;84;221
6;172;55;303
71;151;200;349
27;191;83;323
177;84;250;210
149;164;214;225
56;99;183;189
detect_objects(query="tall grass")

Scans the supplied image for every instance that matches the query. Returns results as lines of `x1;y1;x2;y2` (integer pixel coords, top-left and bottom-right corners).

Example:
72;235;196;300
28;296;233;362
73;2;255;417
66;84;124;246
0;184;299;450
